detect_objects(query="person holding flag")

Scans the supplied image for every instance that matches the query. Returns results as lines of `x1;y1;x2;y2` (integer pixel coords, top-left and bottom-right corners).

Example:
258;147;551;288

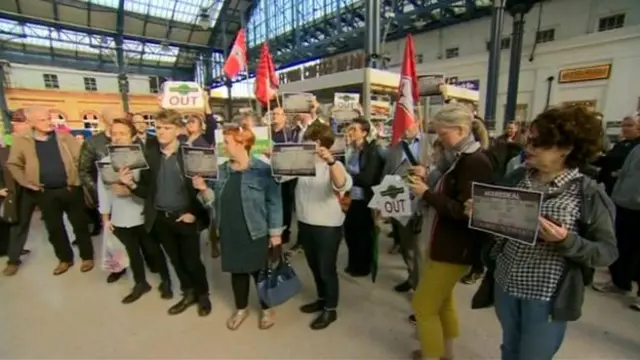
380;35;430;322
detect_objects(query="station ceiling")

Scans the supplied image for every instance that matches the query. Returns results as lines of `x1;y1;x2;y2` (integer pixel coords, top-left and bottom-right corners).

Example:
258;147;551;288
0;0;494;84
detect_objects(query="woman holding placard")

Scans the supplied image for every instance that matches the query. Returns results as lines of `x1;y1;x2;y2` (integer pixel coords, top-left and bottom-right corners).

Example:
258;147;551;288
97;118;172;304
296;122;352;330
405;103;494;360
193;124;283;331
465;105;618;360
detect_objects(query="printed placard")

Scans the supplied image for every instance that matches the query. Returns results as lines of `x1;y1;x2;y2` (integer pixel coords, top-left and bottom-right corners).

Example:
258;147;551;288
161;81;204;109
283;92;315;113
271;143;317;177
96;161;120;185
469;182;543;246
181;146;218;180
333;92;360;111
107;144;149;171
214;126;271;164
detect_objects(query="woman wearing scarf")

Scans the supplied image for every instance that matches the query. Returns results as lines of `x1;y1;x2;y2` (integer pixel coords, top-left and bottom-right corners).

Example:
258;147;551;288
406;103;494;360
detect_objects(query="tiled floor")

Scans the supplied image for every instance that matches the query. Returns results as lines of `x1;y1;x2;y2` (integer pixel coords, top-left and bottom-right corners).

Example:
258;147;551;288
1;218;639;359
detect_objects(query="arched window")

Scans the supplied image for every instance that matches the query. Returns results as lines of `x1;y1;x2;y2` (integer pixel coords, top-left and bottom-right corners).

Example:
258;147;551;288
82;112;100;131
49;110;68;126
142;113;156;128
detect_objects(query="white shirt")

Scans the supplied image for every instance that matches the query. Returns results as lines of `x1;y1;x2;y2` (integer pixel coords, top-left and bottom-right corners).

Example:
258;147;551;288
295;161;353;227
96;155;145;228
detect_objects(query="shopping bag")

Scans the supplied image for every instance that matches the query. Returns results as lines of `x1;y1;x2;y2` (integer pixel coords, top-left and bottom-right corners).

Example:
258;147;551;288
101;229;130;273
257;253;302;307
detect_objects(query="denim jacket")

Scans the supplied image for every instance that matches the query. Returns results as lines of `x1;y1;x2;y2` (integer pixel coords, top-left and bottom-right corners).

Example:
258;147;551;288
198;157;284;240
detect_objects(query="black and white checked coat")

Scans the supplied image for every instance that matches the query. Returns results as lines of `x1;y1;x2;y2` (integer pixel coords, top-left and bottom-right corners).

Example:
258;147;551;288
493;168;583;301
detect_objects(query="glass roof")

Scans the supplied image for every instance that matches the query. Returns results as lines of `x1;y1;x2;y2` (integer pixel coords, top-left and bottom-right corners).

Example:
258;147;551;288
77;0;224;28
247;0;489;47
0;18;181;64
247;0;361;47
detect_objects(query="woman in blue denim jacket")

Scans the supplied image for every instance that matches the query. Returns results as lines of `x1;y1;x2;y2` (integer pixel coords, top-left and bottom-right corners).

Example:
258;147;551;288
193;124;283;331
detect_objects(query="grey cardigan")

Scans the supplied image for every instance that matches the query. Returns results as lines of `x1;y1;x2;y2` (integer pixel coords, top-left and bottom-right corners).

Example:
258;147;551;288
481;167;618;321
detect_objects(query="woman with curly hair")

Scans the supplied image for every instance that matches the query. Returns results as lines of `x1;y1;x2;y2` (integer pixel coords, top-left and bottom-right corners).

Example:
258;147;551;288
466;104;618;360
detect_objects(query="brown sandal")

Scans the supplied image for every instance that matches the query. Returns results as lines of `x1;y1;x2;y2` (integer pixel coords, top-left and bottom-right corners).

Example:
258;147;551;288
80;260;94;273
258;310;275;330
53;262;73;276
226;310;249;331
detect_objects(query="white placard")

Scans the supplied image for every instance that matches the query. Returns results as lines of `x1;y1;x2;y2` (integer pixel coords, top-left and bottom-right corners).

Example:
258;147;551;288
161;81;204;109
214;126;271;164
368;175;412;221
333;92;360;111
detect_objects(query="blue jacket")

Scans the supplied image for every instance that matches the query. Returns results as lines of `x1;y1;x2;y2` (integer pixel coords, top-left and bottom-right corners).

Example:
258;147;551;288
198;157;283;240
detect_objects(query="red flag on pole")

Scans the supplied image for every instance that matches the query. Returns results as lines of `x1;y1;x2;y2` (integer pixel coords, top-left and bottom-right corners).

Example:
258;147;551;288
253;43;279;105
391;34;419;146
223;29;247;79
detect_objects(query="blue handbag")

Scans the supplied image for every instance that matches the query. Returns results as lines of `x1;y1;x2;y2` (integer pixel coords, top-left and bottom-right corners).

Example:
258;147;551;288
257;253;302;307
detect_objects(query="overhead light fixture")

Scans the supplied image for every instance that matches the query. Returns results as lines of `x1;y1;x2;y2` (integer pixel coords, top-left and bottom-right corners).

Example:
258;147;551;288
198;7;210;29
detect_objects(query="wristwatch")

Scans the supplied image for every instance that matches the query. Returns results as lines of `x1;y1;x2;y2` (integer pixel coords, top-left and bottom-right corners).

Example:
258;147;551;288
327;160;336;166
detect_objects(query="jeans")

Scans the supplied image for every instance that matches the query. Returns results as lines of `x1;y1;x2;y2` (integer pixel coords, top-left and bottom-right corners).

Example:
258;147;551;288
298;221;342;309
494;284;567;360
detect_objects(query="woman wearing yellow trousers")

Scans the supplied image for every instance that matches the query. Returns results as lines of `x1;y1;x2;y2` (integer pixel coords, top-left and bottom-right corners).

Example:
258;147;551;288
407;104;494;360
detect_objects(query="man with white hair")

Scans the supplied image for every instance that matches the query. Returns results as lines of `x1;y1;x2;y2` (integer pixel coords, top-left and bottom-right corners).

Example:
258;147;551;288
7;106;94;275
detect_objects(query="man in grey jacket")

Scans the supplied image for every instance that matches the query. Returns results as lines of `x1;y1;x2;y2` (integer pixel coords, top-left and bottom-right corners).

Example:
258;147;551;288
595;143;640;310
382;122;432;295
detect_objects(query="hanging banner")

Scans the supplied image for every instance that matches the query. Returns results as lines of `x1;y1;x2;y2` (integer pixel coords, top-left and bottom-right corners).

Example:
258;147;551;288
161;81;204;109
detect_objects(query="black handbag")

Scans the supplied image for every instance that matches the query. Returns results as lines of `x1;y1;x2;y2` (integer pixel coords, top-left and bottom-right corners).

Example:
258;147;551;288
471;269;495;309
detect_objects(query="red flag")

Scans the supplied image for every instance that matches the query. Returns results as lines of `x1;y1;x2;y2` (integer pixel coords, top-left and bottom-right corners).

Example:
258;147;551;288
223;29;247;79
391;34;419;146
253;43;279;105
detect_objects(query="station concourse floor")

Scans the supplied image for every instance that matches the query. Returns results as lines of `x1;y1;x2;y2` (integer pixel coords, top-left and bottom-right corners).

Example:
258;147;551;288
1;217;639;359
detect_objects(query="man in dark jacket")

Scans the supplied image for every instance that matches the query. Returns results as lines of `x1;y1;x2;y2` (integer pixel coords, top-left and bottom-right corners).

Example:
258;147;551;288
78;108;130;282
1;111;32;276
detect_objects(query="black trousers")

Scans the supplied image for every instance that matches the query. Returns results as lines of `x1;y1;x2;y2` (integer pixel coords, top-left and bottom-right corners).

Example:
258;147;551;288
299;221;342;309
34;187;93;263
281;179;296;244
113;225;170;285
610;206;640;295
231;272;268;310
344;200;374;276
153;211;209;296
7;186;37;265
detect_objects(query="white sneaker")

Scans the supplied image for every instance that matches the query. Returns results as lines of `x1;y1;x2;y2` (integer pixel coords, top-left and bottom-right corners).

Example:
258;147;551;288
591;281;631;295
